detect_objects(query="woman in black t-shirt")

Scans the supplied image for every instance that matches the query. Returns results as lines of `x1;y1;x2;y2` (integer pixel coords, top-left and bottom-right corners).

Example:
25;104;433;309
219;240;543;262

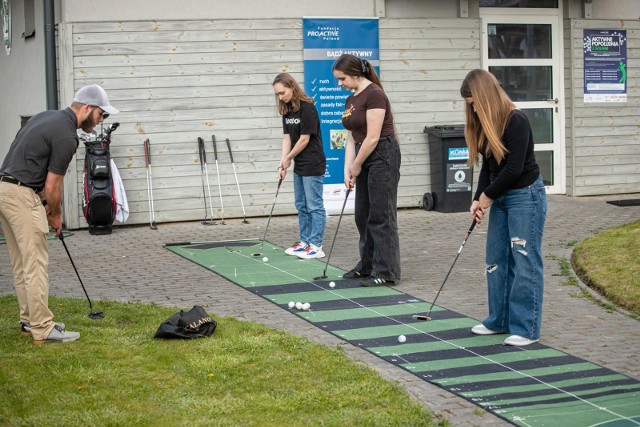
332;54;401;286
272;73;327;259
461;69;547;347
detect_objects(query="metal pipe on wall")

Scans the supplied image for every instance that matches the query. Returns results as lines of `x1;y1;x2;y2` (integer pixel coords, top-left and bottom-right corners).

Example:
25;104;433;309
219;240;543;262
44;0;58;110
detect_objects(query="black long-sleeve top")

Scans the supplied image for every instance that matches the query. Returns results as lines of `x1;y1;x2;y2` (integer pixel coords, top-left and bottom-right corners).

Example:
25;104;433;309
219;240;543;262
473;109;540;201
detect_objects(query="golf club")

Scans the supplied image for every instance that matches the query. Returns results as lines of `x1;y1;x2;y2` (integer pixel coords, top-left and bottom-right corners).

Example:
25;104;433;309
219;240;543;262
314;188;351;280
197;137;216;225
143;139;157;230
252;177;284;257
413;218;477;321
212;135;226;224
225;138;249;224
58;233;104;319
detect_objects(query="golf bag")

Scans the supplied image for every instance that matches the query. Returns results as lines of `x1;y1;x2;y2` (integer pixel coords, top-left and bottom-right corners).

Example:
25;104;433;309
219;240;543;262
82;123;119;235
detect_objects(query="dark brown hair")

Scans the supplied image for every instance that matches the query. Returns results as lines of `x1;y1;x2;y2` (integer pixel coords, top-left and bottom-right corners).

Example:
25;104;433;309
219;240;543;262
332;54;383;90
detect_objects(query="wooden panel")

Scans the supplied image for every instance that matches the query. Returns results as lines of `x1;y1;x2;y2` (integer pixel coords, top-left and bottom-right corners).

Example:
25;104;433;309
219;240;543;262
67;17;481;228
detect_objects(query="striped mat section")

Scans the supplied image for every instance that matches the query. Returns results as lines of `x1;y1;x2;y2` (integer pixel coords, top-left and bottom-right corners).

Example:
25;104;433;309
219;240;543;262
166;240;640;427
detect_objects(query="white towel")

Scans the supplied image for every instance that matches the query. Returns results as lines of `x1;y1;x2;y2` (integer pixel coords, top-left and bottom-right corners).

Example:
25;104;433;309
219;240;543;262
110;159;129;223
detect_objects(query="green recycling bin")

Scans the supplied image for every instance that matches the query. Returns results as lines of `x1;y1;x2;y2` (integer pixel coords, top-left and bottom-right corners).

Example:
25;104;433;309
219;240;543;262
423;125;473;213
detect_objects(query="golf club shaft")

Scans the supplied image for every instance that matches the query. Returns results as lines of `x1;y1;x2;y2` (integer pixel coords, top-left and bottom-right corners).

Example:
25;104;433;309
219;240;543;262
424;218;477;316
197;138;211;222
212;135;225;223
59;234;95;311
226;138;248;222
261;178;283;245
320;189;351;278
144;139;153;227
144;139;157;228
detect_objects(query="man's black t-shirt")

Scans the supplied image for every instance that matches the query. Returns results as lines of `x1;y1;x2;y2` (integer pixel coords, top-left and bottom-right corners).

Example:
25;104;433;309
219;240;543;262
0;108;79;189
283;100;326;176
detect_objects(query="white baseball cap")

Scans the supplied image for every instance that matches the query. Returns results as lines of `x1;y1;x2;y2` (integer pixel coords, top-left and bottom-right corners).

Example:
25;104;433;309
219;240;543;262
73;84;119;115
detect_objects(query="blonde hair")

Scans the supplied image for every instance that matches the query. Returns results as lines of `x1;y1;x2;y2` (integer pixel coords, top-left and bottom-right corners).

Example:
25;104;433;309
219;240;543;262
460;69;515;166
272;73;313;116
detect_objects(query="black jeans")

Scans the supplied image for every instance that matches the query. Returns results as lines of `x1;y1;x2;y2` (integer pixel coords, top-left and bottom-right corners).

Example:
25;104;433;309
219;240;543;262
353;135;401;281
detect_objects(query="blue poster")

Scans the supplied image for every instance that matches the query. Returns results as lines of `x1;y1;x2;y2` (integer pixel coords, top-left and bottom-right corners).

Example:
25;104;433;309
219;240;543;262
303;17;379;212
583;29;627;103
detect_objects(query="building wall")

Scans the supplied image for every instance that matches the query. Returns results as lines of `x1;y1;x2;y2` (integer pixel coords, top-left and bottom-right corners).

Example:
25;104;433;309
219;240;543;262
0;0;48;162
2;0;638;229
61;15;479;227
564;18;640;196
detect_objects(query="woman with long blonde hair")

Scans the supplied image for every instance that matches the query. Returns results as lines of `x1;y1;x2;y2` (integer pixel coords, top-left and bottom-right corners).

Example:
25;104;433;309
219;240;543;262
460;69;547;346
272;73;327;259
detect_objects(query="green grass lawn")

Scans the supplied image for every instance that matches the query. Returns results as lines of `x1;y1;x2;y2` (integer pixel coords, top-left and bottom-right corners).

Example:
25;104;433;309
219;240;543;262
572;220;640;316
0;296;439;427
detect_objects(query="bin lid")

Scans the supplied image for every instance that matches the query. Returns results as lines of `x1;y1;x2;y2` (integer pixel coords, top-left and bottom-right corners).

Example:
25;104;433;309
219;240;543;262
423;124;465;138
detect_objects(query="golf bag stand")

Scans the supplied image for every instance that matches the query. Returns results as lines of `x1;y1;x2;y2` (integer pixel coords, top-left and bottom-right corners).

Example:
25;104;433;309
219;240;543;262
82;123;119;235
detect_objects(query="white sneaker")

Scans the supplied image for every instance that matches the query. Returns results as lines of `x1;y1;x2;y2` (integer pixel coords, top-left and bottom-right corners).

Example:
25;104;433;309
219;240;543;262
33;324;80;345
471;324;501;335
285;242;307;256
504;335;539;346
296;243;325;259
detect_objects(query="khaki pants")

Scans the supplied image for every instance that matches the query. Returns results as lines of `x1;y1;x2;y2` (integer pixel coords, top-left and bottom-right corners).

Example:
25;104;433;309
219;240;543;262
0;182;53;340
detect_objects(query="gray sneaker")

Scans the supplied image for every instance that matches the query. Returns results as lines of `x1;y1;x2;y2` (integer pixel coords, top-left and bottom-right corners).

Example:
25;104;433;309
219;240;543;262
20;322;65;336
33;324;80;345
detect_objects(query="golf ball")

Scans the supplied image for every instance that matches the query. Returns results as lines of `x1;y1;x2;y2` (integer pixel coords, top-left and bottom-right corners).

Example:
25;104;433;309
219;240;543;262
288;301;295;309
295;302;303;310
329;281;336;288
262;257;268;262
398;335;407;343
302;302;311;311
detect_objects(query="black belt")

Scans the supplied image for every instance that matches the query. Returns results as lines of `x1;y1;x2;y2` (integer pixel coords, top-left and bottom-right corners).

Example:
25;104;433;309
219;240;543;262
0;176;41;192
356;135;395;146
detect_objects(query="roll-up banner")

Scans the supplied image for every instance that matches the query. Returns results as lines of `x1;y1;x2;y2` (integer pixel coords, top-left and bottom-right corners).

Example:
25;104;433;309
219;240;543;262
303;17;379;214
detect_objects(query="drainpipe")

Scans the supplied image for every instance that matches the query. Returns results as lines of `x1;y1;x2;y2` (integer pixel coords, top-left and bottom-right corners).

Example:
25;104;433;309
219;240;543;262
44;0;58;110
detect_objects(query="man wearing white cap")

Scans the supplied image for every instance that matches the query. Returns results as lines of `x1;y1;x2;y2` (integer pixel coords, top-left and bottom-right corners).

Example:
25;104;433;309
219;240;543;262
0;84;118;344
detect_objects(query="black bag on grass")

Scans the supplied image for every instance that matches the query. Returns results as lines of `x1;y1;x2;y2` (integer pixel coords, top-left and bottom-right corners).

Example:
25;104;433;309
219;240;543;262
154;305;217;339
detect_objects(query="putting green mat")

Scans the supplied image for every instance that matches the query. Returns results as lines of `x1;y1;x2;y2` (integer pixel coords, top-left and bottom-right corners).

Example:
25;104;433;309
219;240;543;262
167;239;640;427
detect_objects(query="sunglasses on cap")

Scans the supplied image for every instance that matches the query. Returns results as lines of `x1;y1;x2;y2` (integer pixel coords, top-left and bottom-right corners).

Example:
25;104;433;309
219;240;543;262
90;105;110;120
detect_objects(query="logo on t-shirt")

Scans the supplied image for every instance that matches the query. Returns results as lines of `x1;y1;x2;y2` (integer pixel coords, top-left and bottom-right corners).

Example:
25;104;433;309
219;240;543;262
285;118;301;125
342;104;355;120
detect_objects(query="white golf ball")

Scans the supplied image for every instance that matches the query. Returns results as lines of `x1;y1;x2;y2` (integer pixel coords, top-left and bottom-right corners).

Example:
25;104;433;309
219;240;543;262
295;302;303;310
329;281;336;288
288;301;295;309
302;302;311;311
262;257;268;262
398;335;407;343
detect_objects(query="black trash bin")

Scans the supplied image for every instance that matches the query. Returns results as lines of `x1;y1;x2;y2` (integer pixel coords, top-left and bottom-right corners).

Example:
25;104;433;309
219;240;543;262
423;125;473;213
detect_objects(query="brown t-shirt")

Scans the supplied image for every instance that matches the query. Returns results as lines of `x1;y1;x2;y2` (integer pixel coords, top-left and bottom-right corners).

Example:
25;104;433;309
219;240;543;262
341;83;394;144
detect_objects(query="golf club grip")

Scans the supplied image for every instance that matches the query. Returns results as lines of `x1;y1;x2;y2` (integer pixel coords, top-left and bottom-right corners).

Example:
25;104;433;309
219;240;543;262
143;139;150;167
469;218;477;234
226;138;234;163
197;138;204;166
212;135;218;160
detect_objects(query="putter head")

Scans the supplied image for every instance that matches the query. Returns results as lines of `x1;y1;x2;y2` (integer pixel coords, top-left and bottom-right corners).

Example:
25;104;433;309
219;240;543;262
89;311;105;319
251;252;262;257
313;275;328;280
201;220;216;226
242;220;250;224
150;224;158;230
412;314;432;321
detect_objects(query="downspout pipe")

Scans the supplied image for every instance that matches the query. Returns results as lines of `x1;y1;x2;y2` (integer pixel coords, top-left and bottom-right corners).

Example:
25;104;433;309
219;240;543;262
44;0;58;110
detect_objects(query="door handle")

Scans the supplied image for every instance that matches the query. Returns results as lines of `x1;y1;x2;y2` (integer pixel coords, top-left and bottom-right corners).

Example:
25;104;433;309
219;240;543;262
545;98;559;104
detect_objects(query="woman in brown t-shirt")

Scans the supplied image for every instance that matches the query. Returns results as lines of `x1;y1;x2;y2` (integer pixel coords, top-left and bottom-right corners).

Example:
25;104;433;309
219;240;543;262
332;54;401;286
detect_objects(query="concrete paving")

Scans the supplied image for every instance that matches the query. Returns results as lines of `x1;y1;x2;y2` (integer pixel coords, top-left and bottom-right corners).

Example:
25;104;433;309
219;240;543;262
1;194;638;426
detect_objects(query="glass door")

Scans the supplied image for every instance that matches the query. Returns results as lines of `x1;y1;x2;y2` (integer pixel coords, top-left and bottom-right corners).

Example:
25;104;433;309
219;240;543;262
480;10;565;194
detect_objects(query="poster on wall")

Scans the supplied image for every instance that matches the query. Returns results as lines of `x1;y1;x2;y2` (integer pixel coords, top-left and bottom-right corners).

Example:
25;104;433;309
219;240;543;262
303;17;379;213
583;29;627;103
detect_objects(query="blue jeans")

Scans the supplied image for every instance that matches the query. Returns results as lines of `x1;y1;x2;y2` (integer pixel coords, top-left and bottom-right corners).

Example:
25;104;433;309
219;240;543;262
293;173;326;247
482;175;547;339
353;135;401;281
